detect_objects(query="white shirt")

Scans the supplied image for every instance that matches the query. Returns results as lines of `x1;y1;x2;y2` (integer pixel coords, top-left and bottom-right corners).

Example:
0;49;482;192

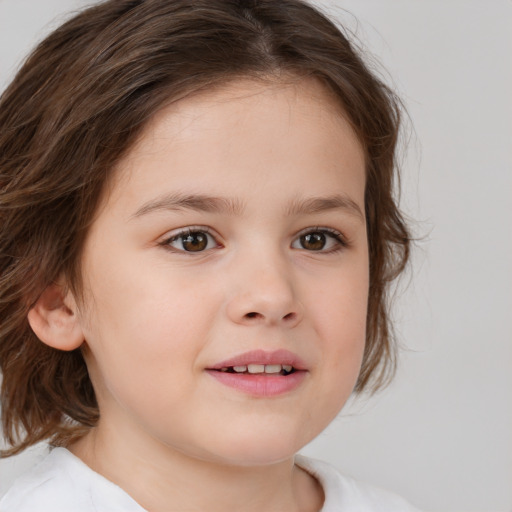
0;448;420;511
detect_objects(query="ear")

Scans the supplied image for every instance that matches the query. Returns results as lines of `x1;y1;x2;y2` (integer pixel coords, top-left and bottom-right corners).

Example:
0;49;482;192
27;281;84;351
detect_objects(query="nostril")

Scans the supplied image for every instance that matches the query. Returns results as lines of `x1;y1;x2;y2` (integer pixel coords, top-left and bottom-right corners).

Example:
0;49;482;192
240;310;300;324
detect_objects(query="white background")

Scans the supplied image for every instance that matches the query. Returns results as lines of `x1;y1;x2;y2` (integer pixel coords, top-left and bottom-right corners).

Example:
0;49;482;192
0;1;511;511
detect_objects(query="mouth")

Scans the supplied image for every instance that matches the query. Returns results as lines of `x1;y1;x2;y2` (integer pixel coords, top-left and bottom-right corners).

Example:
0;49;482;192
206;350;307;397
217;364;296;376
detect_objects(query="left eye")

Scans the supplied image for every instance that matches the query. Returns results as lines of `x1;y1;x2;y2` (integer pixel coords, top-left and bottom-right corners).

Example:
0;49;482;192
165;230;217;252
291;230;345;252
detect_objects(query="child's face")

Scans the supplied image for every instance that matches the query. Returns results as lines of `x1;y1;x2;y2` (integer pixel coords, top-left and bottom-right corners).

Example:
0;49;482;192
74;78;368;466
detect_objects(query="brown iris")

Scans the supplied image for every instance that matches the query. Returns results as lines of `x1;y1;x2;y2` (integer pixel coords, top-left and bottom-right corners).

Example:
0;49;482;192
182;232;208;251
300;232;326;251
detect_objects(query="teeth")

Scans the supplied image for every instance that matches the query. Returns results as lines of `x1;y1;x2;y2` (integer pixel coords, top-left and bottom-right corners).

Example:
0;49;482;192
247;364;265;374
218;364;295;374
246;364;293;374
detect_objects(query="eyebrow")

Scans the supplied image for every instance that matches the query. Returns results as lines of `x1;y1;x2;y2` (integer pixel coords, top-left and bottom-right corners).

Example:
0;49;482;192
285;194;364;220
132;193;244;218
131;192;364;221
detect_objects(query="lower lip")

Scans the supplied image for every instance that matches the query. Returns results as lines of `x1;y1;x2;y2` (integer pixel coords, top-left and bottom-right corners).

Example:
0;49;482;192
206;370;307;397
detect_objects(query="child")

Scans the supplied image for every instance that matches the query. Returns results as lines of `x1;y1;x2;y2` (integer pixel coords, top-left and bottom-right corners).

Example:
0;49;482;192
0;0;417;510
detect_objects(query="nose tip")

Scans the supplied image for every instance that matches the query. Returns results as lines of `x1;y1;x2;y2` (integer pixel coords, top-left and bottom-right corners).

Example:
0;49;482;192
225;246;304;328
226;280;304;328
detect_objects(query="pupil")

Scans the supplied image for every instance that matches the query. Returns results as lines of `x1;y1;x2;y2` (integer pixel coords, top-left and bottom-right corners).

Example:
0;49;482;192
301;232;325;251
182;232;207;251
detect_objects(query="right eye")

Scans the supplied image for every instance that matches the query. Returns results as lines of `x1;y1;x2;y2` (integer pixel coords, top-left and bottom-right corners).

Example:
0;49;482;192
163;229;218;252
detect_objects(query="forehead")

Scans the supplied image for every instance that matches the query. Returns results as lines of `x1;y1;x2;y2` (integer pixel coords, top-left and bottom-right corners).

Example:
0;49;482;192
146;76;351;130
103;77;365;213
124;77;359;156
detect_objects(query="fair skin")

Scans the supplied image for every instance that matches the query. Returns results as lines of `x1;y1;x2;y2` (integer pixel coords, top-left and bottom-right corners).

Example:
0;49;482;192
29;78;368;512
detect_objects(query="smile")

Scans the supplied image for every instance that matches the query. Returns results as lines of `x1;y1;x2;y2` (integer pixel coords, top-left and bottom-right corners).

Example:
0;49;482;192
219;364;294;375
206;350;308;397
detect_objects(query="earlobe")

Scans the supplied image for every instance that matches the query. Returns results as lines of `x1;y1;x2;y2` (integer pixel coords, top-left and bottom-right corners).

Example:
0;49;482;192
27;282;84;351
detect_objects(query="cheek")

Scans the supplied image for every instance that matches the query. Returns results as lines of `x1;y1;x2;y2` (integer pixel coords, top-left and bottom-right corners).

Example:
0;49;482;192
305;260;368;397
78;261;215;401
308;255;369;339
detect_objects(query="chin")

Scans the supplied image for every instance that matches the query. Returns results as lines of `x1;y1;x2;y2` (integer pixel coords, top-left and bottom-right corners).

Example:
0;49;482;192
198;426;311;468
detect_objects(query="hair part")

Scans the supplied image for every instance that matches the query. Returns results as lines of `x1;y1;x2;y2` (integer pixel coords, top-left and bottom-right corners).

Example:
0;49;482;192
0;0;410;456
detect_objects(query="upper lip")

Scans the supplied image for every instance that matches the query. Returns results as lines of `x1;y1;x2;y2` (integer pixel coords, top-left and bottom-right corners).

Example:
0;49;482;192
207;349;308;371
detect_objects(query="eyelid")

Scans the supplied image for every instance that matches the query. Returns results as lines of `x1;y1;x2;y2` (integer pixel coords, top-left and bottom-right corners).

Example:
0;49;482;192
292;226;349;251
159;226;222;252
157;225;349;253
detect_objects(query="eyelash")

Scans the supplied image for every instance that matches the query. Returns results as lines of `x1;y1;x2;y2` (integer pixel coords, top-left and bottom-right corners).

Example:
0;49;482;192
293;226;348;254
160;226;348;254
160;226;219;253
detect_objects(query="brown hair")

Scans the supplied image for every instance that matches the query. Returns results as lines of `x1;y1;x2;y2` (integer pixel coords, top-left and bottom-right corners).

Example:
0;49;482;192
0;0;410;456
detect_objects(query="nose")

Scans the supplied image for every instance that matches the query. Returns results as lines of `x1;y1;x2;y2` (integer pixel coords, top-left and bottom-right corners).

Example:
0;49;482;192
225;257;304;328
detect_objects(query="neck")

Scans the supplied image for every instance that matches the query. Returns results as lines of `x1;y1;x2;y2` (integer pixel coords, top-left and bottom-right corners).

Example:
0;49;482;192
69;419;323;512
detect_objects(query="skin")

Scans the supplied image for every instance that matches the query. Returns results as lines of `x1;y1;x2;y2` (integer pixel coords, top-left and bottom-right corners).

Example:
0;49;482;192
30;78;368;512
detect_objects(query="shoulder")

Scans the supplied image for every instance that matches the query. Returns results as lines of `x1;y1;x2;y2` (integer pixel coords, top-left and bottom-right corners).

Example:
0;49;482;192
295;455;421;512
0;447;145;512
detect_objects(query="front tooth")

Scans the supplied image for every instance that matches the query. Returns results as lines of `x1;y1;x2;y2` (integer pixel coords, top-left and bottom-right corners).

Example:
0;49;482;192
233;365;247;373
264;364;282;374
282;365;293;372
247;364;265;374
